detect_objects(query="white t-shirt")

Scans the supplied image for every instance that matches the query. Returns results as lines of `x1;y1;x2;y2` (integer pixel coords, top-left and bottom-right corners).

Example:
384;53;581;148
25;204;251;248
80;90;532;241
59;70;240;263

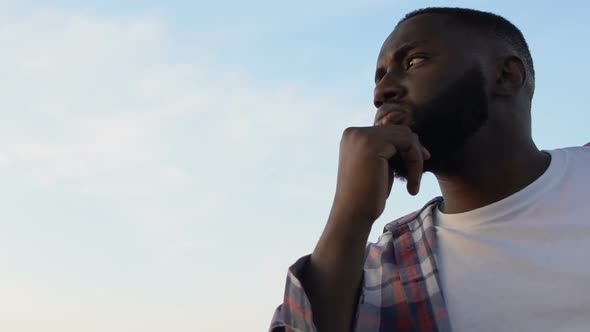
434;146;590;332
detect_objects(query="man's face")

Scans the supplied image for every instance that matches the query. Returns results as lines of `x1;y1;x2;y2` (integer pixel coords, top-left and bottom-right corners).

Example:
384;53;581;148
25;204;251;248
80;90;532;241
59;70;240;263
373;14;490;179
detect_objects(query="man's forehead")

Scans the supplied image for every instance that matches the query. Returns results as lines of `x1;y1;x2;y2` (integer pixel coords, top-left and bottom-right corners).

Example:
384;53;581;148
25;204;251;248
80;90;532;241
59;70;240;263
379;13;459;59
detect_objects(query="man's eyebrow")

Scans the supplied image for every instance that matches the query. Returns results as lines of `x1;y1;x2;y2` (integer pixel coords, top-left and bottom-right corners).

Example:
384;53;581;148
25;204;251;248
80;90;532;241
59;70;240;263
392;40;429;62
375;40;430;82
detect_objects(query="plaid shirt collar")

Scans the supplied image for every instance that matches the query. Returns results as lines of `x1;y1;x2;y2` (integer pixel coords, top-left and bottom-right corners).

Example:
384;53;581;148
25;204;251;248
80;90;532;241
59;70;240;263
368;196;451;332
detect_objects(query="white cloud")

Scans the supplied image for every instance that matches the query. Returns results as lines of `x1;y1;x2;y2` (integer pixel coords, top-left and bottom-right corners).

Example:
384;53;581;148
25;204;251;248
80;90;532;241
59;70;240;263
0;4;373;192
0;8;178;188
0;5;376;332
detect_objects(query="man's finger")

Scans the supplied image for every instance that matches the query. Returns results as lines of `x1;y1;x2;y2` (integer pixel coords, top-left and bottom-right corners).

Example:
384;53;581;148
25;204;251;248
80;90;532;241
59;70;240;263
386;162;395;198
373;124;426;195
401;134;424;196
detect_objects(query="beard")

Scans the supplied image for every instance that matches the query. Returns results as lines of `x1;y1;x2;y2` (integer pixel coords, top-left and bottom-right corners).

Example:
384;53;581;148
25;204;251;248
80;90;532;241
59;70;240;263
389;66;489;181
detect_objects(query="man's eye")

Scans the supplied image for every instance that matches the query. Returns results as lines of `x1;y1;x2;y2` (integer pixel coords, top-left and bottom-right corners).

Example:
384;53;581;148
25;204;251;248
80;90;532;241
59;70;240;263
406;56;427;69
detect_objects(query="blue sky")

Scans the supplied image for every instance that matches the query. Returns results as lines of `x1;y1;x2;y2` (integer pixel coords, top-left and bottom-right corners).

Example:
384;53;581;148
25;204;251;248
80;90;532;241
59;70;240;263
0;1;588;331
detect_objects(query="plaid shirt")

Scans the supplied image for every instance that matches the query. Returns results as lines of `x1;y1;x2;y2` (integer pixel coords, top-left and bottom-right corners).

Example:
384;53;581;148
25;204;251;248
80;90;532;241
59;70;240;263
270;197;452;332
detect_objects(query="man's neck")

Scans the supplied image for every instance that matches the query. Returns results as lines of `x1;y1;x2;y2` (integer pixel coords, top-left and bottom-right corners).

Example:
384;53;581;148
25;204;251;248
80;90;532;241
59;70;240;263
434;143;551;214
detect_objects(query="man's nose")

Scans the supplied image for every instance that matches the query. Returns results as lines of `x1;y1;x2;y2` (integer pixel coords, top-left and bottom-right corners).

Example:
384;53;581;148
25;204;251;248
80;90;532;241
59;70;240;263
373;78;407;108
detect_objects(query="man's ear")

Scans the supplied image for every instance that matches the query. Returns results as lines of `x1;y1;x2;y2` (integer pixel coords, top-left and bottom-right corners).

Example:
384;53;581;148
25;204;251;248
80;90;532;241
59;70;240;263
492;56;526;97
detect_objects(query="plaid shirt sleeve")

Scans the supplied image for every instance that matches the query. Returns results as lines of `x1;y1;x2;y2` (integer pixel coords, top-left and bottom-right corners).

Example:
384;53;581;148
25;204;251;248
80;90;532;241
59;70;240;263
270;197;449;332
267;238;400;332
269;248;379;332
268;254;318;332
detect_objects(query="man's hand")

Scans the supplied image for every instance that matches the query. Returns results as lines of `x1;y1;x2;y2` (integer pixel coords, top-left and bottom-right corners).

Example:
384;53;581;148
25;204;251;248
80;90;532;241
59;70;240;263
331;124;430;225
302;120;430;332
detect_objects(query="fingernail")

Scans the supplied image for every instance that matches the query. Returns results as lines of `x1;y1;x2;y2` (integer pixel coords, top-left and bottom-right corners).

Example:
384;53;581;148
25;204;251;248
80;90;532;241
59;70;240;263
408;183;418;196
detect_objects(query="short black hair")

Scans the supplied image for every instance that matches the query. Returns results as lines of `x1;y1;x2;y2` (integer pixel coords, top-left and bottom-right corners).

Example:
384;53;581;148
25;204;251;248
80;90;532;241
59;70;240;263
398;7;535;95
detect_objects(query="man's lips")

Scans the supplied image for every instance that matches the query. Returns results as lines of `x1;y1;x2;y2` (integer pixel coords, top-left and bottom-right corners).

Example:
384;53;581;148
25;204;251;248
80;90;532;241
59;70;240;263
375;105;408;126
377;111;406;126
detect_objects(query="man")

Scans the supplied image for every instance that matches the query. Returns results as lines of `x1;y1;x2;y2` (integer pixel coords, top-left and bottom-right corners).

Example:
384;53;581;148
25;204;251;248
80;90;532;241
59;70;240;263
270;7;590;332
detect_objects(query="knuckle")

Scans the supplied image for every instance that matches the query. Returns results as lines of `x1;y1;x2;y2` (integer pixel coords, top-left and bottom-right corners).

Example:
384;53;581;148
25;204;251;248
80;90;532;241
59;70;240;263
342;127;361;139
343;127;368;140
